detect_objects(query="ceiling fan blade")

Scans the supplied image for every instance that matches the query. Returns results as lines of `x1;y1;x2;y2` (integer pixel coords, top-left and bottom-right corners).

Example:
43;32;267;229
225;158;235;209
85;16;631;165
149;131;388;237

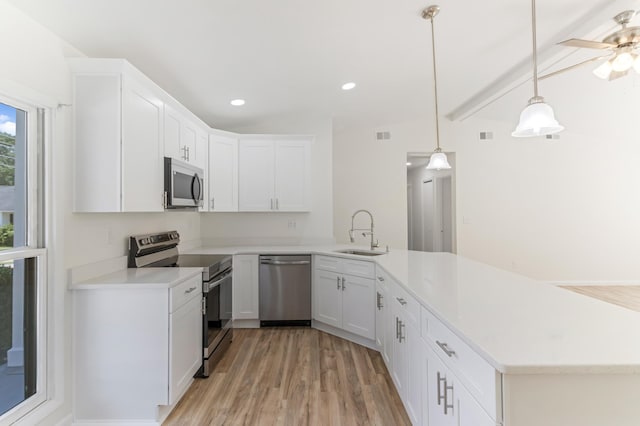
558;38;616;49
608;69;629;81
539;55;612;80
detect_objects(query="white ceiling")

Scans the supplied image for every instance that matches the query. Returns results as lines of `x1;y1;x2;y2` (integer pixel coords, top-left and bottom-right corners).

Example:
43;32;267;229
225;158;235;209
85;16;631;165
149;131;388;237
9;0;639;131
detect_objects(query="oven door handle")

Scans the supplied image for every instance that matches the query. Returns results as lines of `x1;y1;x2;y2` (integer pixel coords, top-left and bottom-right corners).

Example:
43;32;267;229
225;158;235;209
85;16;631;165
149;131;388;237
205;271;232;292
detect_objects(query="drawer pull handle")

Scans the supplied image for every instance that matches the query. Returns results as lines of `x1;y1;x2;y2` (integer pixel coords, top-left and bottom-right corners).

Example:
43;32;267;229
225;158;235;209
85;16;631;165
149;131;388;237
396;297;407;306
398;320;405;342
184;286;197;294
376;292;383;309
336;276;340;290
377;276;385;282
395;317;400;340
436;340;456;357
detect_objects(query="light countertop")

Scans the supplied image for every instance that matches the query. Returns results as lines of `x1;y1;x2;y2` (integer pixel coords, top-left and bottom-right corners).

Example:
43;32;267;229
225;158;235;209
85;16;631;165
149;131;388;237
69;266;203;290
187;245;640;375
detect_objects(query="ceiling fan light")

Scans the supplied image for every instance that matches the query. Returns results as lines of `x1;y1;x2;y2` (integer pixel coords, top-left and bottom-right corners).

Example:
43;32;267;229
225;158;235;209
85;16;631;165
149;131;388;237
593;60;613;79
512;99;564;137
426;152;451;170
611;51;635;72
634;55;640;74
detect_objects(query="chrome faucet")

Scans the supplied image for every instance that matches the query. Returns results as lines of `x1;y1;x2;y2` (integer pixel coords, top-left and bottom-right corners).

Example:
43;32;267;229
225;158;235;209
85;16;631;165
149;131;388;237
349;209;379;250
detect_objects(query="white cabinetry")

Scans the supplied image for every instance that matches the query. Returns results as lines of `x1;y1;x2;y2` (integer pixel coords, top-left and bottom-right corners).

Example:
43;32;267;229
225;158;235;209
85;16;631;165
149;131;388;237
232;254;259;320
72;273;202;423
71;59;164;212
388;278;422;426
375;273;391;365
164;104;204;166
208;133;239;212
238;137;311;212
313;255;375;340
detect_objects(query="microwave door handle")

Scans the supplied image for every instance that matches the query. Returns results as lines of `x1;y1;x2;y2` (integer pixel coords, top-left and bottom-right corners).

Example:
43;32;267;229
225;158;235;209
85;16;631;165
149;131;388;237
191;173;202;206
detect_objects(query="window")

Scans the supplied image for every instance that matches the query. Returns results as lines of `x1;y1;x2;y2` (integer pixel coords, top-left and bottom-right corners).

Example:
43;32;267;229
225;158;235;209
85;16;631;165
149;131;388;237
0;98;46;420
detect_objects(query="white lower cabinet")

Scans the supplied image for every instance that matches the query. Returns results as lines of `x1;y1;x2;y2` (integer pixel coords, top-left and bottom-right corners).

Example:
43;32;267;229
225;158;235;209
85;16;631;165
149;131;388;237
313;255;375;340
232;254;259;320
375;278;391;365
72;274;203;423
425;345;496;426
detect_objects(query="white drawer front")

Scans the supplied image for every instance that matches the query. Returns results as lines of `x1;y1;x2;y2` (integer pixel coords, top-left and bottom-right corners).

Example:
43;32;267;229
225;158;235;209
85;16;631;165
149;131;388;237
342;258;375;279
314;255;342;273
423;307;502;422
170;275;202;313
375;266;390;291
390;281;420;326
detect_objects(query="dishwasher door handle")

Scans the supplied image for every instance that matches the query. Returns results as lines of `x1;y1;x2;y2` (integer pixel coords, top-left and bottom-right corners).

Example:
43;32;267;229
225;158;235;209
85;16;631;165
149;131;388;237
260;260;311;265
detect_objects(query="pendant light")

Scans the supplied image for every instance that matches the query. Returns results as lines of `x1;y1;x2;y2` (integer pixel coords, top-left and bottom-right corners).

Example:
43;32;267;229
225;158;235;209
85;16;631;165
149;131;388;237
423;5;451;170
512;0;564;137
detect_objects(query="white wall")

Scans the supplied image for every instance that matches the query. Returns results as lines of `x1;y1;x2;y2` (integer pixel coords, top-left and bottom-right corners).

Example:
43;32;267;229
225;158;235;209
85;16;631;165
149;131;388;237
334;71;640;282
200;115;334;245
0;2;203;424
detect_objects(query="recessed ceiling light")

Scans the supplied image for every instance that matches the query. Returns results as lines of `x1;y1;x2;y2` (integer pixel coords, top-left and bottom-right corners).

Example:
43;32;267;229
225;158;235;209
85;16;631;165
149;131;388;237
341;82;356;91
230;99;245;106
406;162;412;166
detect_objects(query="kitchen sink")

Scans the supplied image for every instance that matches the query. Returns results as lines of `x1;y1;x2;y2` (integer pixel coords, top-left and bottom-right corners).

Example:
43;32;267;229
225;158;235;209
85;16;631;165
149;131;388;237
334;249;386;256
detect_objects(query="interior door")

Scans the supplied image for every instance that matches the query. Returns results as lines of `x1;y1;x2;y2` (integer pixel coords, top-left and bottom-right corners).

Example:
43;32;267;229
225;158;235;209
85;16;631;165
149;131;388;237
422;179;434;252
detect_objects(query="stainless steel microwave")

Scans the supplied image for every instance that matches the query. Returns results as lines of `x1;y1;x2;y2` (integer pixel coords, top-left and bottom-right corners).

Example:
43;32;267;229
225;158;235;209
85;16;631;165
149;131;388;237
164;157;204;209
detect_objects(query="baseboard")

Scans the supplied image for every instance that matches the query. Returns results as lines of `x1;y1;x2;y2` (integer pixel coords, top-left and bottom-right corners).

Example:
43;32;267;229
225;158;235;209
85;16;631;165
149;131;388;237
233;319;260;328
548;280;640;287
312;320;378;351
72;421;159;426
54;414;73;426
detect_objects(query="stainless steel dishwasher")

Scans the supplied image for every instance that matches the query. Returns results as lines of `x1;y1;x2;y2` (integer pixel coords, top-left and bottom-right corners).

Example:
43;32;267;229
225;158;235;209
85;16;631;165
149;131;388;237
259;255;311;327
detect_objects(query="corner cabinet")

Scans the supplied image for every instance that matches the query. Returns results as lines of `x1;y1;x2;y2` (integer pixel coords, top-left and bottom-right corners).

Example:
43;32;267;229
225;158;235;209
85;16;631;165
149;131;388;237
313;255;375;340
232;254;259;320
70;59;165;212
208;133;239;212
238;137;312;212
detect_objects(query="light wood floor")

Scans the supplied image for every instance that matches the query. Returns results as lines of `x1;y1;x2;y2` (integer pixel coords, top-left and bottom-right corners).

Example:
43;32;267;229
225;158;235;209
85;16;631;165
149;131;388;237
561;286;640;312
164;328;410;426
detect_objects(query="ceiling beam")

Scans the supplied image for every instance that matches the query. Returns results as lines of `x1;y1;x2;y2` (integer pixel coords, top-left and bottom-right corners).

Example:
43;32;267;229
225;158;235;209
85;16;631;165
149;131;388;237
446;0;640;122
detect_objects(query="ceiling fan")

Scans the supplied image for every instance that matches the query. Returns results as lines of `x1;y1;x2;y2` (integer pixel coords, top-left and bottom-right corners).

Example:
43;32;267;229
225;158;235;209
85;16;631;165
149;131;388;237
540;10;640;81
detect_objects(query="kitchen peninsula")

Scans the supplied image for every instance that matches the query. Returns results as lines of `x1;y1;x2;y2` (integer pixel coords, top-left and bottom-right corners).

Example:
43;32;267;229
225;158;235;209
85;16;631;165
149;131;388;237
185;245;640;426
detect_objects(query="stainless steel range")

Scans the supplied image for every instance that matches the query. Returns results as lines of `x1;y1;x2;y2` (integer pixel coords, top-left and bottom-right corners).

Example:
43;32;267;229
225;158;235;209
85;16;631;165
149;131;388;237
128;231;233;377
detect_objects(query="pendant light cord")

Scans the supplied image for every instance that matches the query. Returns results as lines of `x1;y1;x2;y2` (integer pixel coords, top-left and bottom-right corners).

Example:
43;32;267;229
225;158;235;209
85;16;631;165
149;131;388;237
429;14;441;151
531;0;539;98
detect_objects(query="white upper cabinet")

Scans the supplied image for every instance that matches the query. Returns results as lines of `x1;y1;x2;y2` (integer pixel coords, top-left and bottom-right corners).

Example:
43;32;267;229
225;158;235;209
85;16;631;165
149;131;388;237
71;59;164;212
208;133;238;212
238;137;311;212
163;104;202;166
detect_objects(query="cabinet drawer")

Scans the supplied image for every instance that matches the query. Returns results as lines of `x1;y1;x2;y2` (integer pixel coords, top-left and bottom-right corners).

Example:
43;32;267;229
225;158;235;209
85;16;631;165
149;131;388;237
422;307;502;422
170;275;202;313
342;258;374;279
375;266;390;291
390;281;420;326
314;255;342;273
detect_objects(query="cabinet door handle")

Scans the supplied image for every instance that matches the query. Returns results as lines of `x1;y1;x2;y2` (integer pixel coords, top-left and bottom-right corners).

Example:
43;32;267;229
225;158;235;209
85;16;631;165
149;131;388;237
396;297;407;306
184;286;197;294
336;276;340;290
436;340;456;358
398;320;405;342
211;198;215;210
276;198;279;210
395;317;400;340
376;292;383;310
444;379;454;415
377;276;385;282
270;198;274;210
437;371;446;407
341;276;345;290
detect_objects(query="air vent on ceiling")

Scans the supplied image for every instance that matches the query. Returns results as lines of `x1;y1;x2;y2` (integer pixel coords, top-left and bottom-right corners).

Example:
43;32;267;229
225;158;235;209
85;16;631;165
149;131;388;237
479;131;493;140
545;134;560;140
375;131;392;141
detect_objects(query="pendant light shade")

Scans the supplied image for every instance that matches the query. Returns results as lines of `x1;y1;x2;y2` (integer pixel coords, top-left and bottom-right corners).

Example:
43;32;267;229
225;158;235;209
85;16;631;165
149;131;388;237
423;5;451;170
513;0;564;138
512;96;564;137
426;150;451;170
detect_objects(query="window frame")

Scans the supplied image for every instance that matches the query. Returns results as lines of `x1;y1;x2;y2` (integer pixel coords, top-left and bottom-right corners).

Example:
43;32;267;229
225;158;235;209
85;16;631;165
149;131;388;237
0;93;49;423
